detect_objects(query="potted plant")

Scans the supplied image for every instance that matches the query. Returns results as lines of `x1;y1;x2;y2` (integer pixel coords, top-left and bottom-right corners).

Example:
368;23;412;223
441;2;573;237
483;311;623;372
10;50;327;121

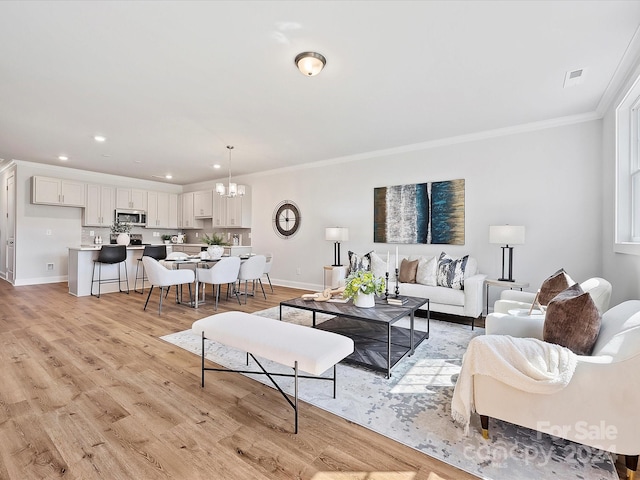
111;220;132;246
161;234;172;245
201;232;229;259
343;270;386;308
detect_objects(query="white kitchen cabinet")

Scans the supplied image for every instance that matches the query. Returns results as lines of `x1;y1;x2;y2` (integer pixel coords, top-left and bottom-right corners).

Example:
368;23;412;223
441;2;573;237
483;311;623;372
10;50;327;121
31;176;85;207
193;190;213;218
147;191;179;228
179;192;203;229
213;186;251;227
84;184;115;226
116;188;147;210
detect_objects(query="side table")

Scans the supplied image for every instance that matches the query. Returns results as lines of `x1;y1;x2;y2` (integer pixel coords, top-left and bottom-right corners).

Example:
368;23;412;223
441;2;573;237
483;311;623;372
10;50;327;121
323;265;347;289
484;278;529;315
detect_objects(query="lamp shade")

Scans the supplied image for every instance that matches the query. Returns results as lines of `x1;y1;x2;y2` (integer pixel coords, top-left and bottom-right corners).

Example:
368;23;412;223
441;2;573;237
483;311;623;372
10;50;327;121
489;225;525;245
295;52;326;76
325;227;349;242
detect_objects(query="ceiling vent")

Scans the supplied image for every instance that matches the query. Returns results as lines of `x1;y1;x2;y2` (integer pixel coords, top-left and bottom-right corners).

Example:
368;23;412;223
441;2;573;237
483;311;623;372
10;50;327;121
564;68;586;88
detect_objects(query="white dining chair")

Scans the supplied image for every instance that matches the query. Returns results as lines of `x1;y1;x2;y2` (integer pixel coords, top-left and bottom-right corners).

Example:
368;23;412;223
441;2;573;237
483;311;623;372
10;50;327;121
263;252;274;293
196;256;242;310
142;256;195;314
237;254;267;304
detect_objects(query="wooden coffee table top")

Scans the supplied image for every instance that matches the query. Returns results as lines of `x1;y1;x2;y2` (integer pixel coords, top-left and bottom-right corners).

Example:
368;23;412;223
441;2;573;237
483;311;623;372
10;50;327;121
280;295;428;325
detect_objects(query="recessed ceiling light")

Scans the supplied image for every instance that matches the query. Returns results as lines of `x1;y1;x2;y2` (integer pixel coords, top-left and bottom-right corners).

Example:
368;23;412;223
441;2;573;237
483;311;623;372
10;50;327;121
58;155;68;161
165;174;173;179
213;164;221;169
94;135;106;142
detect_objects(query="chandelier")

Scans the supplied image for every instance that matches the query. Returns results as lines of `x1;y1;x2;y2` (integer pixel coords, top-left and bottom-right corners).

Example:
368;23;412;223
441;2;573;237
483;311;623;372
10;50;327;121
216;145;246;197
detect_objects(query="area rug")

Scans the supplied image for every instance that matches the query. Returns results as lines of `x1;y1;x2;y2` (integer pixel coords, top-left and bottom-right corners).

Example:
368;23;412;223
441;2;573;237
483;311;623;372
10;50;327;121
160;306;617;480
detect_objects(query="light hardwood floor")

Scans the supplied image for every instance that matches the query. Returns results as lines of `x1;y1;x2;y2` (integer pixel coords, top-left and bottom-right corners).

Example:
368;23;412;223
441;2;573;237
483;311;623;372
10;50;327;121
0;279;622;479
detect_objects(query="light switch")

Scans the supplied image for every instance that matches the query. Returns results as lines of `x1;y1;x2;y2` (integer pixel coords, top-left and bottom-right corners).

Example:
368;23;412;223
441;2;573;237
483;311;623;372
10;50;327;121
46;229;52;236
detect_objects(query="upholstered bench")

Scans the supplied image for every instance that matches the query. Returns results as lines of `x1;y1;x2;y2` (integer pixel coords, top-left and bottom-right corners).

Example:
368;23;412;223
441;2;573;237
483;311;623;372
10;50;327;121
192;311;354;433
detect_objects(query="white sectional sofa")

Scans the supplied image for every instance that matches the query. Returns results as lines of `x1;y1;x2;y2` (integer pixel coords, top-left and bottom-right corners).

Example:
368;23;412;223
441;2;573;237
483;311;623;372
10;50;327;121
365;251;487;328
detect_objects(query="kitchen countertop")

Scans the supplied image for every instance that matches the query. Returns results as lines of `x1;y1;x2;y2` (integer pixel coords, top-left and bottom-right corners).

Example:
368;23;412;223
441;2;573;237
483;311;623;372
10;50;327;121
69;245;150;251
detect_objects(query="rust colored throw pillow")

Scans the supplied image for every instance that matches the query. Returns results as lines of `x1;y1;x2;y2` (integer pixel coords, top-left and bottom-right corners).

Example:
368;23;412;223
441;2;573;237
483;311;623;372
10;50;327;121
398;258;419;283
538;268;574;306
543;283;601;355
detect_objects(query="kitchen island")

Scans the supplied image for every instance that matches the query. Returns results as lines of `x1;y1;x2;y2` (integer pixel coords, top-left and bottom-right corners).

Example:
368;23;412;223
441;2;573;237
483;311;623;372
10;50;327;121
68;245;149;297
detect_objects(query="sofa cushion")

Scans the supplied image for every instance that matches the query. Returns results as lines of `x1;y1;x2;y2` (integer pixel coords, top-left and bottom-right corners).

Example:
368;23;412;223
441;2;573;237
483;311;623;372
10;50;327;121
347;250;371;275
400;283;465;307
538;268;574;306
413;255;437;286
398;258;419;283
543;283;601;355
436;252;468;290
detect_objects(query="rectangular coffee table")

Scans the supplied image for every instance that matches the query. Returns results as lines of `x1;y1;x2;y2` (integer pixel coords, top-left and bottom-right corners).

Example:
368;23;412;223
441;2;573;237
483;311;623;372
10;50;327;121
279;296;429;378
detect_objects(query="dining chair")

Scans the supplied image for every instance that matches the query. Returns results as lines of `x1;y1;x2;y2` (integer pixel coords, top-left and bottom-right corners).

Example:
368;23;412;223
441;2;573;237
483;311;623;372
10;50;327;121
196;256;242;310
142;256;195;314
237;254;267;304
91;245;129;298
263;252;274;293
134;245;167;294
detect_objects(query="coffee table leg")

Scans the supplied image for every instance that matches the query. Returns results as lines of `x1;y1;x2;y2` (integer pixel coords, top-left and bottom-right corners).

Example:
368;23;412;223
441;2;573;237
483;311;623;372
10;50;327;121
387;323;391;379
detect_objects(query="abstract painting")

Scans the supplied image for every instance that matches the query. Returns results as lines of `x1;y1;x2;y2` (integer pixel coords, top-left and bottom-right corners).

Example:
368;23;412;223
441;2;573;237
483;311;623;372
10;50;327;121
374;179;465;244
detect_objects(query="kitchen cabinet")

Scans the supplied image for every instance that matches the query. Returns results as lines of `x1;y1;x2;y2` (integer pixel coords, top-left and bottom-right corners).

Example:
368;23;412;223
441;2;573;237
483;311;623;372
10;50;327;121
179;192;203;229
31;176;85;207
147;191;178;228
213;186;251;227
84;184;115;226
116;188;147;210
194;190;213;218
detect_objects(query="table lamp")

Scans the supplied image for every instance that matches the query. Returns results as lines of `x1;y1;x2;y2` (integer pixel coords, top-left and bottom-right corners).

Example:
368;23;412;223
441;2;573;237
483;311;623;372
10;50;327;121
325;227;349;266
489;225;525;282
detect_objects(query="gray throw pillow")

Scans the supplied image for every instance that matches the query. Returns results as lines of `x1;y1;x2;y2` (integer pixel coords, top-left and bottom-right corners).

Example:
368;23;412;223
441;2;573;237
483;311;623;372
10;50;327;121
436;252;468;290
543;283;601;355
347;250;371;275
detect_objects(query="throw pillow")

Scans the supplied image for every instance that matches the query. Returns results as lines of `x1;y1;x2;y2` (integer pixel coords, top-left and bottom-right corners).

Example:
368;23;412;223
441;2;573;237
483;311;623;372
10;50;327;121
415;255;438;286
347;250;372;275
436;252;468;290
369;252;388;278
398;258;419;283
543;283;601;355
538;268;574;306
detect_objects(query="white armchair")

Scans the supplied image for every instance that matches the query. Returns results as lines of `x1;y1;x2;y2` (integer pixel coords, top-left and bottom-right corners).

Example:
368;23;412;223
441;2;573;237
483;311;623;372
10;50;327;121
474;300;640;480
142;256;195;314
487;277;612;339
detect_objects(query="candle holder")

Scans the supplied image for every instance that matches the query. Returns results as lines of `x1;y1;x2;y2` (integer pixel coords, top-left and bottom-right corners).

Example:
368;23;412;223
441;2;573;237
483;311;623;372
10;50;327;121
384;272;389;299
395;268;400;298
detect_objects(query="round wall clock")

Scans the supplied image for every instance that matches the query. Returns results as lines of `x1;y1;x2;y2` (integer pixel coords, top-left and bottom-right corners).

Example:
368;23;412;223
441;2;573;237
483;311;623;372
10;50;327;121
273;200;301;239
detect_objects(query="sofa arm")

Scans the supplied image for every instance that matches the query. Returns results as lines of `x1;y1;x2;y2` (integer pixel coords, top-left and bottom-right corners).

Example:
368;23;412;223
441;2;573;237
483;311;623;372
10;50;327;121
494;299;538;314
463;274;487;318
485;312;545;339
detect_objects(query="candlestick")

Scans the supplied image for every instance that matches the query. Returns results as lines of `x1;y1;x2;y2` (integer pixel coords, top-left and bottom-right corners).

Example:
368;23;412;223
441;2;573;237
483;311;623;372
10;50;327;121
386;251;390;273
385;271;389;299
395;268;400;297
395;246;398;269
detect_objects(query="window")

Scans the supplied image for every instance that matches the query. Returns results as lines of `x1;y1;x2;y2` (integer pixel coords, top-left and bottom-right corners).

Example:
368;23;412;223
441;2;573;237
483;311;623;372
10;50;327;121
615;74;640;253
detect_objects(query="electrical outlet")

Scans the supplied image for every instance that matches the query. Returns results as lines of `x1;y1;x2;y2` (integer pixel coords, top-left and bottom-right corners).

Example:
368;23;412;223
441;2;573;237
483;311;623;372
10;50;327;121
46;263;54;271
46;229;52;236
296;267;301;275
89;230;94;236
153;232;159;237
195;232;199;237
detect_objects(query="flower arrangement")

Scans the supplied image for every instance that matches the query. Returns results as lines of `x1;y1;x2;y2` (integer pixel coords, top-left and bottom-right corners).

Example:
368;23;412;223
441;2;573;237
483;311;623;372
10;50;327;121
201;232;229;246
343;270;386;300
110;219;132;234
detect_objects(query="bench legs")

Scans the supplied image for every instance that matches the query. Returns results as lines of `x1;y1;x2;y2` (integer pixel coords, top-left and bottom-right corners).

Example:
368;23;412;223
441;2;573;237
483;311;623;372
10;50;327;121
200;333;337;434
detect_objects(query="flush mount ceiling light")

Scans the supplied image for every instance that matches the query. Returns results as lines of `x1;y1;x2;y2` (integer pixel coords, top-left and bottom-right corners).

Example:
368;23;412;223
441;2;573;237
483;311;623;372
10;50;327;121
216;145;246;197
94;135;106;142
295;51;326;76
58;155;68;161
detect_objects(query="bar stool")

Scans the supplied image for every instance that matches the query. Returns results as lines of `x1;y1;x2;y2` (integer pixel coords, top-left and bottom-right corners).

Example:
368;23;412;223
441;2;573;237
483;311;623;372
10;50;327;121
134;245;167;294
91;245;129;298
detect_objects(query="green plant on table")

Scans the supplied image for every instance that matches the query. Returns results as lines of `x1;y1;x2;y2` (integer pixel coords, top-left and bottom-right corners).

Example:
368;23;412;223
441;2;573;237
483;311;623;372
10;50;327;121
201;232;229;246
343;270;386;300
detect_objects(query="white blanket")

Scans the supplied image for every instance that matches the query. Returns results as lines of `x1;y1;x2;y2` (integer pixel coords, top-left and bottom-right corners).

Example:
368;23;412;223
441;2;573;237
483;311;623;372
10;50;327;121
451;335;578;435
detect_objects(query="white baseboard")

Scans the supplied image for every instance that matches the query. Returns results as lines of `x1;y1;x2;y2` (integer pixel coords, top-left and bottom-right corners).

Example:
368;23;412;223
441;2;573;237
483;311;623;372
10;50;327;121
270;278;321;292
13;276;68;286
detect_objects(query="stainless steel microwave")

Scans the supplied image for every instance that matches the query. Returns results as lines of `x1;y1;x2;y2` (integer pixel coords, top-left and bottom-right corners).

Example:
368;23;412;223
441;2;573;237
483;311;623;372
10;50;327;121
114;209;147;226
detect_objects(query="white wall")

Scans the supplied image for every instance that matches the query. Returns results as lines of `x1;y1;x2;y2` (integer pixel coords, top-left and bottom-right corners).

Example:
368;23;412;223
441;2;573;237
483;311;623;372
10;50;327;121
242;120;603;304
12;160;181;285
